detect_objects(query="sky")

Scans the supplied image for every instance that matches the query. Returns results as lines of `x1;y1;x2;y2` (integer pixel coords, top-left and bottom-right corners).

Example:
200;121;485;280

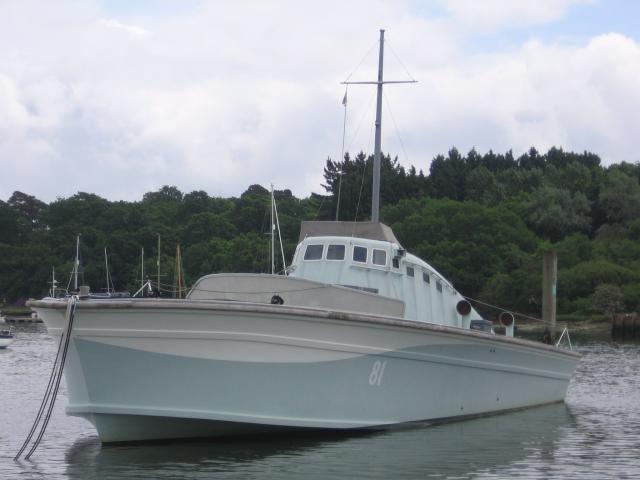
1;0;639;203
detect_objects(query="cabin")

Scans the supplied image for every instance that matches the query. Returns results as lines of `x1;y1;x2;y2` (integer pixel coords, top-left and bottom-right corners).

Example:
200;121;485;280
290;221;480;327
189;221;486;330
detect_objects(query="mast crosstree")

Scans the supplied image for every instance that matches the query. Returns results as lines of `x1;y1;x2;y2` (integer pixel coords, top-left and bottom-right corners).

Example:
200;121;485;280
341;29;416;223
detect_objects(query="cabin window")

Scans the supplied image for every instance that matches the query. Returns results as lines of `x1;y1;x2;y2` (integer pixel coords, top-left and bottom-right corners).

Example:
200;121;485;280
353;246;367;263
423;271;430;283
372;249;387;266
407;266;415;277
304;244;324;260
436;280;443;292
327;244;345;260
392;258;399;268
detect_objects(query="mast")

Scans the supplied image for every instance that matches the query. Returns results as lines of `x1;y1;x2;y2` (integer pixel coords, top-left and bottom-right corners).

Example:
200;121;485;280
372;29;385;223
157;234;161;293
270;184;275;275
341;29;416;223
104;247;110;294
174;244;185;298
336;88;348;221
141;247;144;289
273;190;287;273
335;169;343;221
50;267;58;297
74;235;80;291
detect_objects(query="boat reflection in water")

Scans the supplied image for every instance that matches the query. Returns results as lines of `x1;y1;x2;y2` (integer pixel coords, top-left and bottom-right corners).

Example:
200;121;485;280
63;403;575;480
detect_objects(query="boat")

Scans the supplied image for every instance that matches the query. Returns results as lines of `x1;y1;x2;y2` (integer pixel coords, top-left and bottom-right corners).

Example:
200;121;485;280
28;30;580;443
46;239;132;300
0;326;14;348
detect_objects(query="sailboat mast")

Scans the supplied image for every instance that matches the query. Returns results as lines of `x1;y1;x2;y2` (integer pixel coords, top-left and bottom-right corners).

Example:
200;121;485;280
174;244;185;298
270;184;275;275
74;235;80;291
372;29;385;223
273;193;287;273
51;267;57;297
104;247;110;294
157;234;161;293
141;247;144;289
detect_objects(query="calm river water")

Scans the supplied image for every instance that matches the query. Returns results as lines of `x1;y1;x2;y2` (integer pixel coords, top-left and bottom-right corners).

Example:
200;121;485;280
1;324;639;479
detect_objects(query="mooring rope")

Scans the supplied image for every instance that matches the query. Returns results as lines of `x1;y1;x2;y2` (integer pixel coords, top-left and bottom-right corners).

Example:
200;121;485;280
463;294;565;327
15;295;78;461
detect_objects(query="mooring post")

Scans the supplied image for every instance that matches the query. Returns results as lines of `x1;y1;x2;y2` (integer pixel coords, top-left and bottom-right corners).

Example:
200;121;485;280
542;251;558;343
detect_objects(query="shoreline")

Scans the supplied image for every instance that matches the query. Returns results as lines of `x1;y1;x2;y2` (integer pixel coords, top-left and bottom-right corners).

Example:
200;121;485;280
514;318;613;342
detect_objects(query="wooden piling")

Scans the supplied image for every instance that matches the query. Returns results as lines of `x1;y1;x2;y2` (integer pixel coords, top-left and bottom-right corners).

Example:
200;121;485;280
612;314;640;340
624;315;635;338
611;315;623;338
542;251;558;343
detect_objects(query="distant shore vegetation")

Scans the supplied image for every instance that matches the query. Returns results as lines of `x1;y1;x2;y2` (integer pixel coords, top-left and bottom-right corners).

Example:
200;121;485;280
1;146;639;320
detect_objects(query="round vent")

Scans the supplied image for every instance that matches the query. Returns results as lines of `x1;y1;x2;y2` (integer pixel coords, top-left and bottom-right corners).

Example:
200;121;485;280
456;300;472;316
498;312;514;327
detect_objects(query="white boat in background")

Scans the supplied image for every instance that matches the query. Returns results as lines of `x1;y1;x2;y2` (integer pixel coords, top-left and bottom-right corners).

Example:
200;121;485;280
0;327;14;348
28;30;580;443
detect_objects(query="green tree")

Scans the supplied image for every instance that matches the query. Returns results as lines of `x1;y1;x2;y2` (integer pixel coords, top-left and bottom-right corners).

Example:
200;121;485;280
182;212;237;245
598;170;640;224
590;283;624;317
524;187;591;241
323;152;425;221
7;191;48;240
428;148;467;200
0;201;19;244
383;198;539;298
465;166;503;205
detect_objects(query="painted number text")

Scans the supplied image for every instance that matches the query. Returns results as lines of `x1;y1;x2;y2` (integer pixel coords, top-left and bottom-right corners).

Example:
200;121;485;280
369;360;387;386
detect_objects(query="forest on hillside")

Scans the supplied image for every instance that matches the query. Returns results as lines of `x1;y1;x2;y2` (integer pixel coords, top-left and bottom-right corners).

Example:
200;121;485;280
1;146;639;321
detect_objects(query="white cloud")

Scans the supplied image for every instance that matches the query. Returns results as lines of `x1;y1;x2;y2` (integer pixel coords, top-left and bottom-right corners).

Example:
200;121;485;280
0;0;637;203
444;0;592;32
385;32;640;167
99;18;150;38
0;74;30;130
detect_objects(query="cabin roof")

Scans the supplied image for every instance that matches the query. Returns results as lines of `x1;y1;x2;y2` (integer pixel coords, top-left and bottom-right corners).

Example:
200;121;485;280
298;221;400;245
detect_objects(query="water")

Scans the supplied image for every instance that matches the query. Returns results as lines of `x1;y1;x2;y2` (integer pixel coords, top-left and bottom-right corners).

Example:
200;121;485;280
1;325;639;479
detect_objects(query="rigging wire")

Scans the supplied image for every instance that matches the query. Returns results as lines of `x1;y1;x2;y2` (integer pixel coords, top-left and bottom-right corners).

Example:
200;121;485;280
135;280;564;331
254;204;270;271
335;38;378;222
383;90;412;167
463;294;565;327
353;155;368;223
313;195;326;220
353;120;376;223
344;88;377;156
384;38;417;82
272;191;287;271
335;85;348;221
336;70;377;224
189;284;331;295
342;38;380;83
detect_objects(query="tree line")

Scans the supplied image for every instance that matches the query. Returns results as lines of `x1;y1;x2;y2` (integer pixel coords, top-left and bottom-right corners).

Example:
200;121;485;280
1;146;639;320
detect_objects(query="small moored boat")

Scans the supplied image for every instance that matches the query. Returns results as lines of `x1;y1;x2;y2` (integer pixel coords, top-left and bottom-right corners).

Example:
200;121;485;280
0;327;14;348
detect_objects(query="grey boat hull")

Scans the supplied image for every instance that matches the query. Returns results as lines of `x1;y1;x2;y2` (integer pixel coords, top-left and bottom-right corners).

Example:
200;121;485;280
30;298;580;443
